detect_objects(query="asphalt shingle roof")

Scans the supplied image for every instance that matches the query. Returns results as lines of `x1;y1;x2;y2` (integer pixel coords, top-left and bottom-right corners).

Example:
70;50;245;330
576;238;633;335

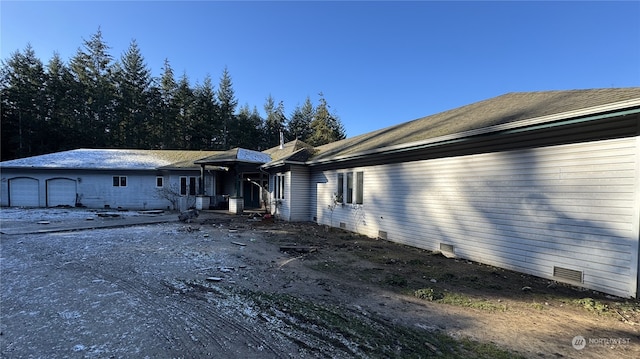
311;88;640;161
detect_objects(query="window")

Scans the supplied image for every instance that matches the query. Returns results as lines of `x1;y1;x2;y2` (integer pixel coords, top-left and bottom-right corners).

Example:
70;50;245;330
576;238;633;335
337;171;364;204
189;177;197;196
355;171;363;204
156;177;164;188
274;174;285;200
113;176;127;187
346;172;354;203
180;176;198;196
336;173;344;203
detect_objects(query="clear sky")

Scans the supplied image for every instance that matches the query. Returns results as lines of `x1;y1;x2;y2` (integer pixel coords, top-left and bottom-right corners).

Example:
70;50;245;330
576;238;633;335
2;1;639;138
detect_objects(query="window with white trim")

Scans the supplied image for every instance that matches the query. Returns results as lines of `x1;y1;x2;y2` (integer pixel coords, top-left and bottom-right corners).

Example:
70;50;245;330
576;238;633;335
346;172;354;203
274;174;285;200
180;176;198;196
336;173;344;203
337;171;364;204
355;171;363;204
113;176;127;187
156;177;164;188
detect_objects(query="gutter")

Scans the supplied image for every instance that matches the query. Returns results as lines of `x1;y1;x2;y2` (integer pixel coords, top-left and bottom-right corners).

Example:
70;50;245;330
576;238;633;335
306;99;640;166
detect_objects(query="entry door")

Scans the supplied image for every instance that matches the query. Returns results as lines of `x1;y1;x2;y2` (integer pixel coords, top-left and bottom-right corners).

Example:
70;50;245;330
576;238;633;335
47;178;77;207
9;178;39;207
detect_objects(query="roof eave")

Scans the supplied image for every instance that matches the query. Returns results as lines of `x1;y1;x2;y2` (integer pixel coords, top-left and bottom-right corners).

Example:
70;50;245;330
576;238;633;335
307;98;640;166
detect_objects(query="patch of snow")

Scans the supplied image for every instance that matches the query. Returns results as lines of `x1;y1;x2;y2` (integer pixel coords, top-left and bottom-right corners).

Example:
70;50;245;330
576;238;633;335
237;148;271;163
0;149;175;169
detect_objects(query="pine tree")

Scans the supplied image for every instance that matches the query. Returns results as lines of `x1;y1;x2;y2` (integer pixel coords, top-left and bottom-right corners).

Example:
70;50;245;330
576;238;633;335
234;104;264;149
68;28;116;147
114;39;152;148
44;52;77;152
307;93;346;146
216;67;237;149
173;73;195;149
287;96;314;142
191;75;220;149
155;58;179;149
263;95;288;148
0;45;47;159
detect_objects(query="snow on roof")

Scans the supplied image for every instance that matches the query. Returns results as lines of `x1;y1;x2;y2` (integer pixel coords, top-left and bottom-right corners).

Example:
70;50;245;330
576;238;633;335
0;149;219;170
237;148;271;163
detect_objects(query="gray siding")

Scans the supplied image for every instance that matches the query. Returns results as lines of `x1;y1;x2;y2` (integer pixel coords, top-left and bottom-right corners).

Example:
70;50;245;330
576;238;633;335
1;169;202;210
312;137;640;298
289;165;311;221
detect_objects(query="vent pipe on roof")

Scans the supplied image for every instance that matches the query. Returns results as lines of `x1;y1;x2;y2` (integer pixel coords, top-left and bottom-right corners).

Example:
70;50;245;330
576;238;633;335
279;131;284;149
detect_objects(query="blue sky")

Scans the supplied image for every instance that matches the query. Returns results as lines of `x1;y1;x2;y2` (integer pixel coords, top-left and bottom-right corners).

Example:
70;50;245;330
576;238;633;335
2;1;639;138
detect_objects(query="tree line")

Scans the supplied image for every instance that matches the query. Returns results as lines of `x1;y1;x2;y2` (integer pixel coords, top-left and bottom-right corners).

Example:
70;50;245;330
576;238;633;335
0;29;346;161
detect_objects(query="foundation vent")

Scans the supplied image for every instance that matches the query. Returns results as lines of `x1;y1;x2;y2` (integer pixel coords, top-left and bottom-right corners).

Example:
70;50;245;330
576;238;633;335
378;230;388;240
439;243;455;254
553;266;583;283
339;222;346;229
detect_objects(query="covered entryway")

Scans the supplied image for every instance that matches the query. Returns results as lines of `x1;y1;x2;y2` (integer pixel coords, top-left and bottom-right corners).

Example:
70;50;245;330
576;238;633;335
47;178;77;207
9;177;39;207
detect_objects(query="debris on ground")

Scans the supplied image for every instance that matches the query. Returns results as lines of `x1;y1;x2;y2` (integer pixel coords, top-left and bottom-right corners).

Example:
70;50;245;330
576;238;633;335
231;241;247;246
178;209;199;223
279;245;318;254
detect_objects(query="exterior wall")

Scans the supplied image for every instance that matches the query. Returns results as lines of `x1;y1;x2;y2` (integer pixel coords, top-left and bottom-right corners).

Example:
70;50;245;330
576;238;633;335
312;137;640;298
1;169;202;210
289;165;311;222
269;171;291;220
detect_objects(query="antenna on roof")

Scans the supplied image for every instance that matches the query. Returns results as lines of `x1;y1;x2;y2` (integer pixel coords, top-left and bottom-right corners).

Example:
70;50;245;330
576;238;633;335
279;131;284;149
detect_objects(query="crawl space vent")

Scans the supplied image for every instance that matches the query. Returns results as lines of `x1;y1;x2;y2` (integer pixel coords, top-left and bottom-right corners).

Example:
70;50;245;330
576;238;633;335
440;243;455;254
378;230;388;240
553;266;583;283
339;222;346;229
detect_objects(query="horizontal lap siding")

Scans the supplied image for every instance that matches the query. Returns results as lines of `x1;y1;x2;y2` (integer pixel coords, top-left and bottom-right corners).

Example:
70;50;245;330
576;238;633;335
289;166;311;221
313;137;639;298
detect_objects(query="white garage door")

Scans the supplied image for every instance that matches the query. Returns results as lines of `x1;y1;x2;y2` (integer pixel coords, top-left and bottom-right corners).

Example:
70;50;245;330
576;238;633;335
47;178;76;207
9;178;39;207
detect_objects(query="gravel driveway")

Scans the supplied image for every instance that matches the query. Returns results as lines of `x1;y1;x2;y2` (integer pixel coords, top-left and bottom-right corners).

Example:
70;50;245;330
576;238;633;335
1;220;308;358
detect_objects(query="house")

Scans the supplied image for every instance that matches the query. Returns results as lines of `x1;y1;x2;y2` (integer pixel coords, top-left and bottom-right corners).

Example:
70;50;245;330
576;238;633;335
261;88;640;298
2;88;639;298
0;148;267;211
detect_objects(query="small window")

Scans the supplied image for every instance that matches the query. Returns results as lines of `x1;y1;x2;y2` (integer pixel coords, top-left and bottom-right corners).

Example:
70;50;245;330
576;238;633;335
180;177;187;196
346;172;354;203
275;174;285;200
156;177;164;188
113;176;127;187
189;177;197;196
336;173;344;203
355;171;363;204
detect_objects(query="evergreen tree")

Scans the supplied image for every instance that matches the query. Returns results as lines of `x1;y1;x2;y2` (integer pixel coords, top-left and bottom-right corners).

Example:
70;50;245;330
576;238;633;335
0;45;47;159
155;58;179;149
173;73;195;149
233;104;264;149
216;67;237;149
44;52;77;152
191;75;220;149
307;93;346;146
68;28;116;147
287;96;314;142
263;95;288;148
114;39;152;148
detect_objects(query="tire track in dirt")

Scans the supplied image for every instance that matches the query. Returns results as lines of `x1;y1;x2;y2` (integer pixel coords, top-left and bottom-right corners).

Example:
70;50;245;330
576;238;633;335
62;260;287;357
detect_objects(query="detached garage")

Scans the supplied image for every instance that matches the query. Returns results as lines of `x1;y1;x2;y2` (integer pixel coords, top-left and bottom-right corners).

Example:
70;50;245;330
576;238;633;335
8;177;39;207
46;178;77;207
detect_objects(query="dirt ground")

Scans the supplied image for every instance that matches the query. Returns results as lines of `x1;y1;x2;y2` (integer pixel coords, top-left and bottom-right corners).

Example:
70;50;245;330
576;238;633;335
1;209;639;358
